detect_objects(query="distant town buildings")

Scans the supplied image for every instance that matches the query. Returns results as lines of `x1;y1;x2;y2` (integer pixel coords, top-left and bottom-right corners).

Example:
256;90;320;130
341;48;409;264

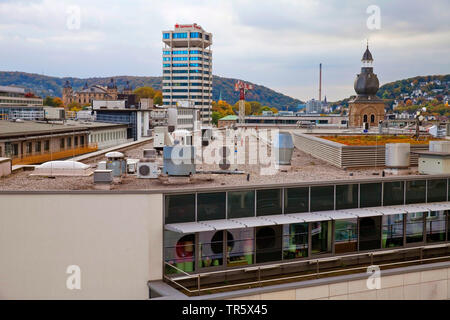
162;23;213;125
62;78;133;106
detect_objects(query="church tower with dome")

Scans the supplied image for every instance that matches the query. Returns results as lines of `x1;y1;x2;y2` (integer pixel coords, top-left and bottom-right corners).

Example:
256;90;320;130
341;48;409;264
348;43;385;127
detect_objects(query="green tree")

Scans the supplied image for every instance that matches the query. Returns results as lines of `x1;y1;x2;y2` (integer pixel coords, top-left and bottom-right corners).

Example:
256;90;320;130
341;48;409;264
212;111;221;126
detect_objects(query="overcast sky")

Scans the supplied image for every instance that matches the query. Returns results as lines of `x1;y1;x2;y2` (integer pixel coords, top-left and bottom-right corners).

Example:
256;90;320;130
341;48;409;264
0;0;449;101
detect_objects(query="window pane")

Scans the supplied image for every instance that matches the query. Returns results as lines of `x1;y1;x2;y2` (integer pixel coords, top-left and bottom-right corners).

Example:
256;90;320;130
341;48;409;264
383;181;404;206
426;210;446;242
257;189;281;216
284;187;308;214
406;212;424;244
198;231;225;268
310;186;334;212
311;221;332;254
334;219;358;253
427;179;447;203
255;225;282;263
227;228;254;267
382;214;404;248
164;231;195;274
359;216;381;250
283;223;308;259
336;184;358;210
360;183;381;208
405;180;426;204
197;192;226;221
165;194;195;224
227;190;255;218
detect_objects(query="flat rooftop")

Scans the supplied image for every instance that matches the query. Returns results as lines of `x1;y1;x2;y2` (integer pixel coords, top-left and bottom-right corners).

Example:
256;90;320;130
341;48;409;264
0;129;423;191
0;120;128;138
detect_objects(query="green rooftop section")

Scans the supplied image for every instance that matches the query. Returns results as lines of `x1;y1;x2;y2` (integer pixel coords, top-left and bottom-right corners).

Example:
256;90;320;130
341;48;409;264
219;115;238;121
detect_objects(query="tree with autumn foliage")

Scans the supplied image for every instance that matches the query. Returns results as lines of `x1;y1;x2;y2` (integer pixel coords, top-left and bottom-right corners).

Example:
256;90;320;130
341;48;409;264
133;86;163;105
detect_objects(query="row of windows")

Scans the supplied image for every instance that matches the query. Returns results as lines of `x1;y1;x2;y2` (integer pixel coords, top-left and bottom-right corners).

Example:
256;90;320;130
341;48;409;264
164;32;211;40
90;130;126;143
163;57;204;61
164;63;209;68
163;76;211;81
163;70;211;74
164;179;450;224
163;50;210;55
163;101;211;106
164;211;450;273
164;83;211;87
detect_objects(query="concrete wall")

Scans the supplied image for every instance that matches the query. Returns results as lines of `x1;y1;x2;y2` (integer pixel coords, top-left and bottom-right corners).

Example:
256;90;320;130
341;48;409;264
228;266;450;300
0;193;163;299
0;157;11;177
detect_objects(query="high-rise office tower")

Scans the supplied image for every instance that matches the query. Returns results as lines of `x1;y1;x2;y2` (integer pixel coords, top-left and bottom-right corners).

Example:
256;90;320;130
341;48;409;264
162;23;213;126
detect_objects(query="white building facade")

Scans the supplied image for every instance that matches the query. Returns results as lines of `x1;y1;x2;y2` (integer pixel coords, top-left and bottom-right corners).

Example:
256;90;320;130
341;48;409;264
162;23;213;126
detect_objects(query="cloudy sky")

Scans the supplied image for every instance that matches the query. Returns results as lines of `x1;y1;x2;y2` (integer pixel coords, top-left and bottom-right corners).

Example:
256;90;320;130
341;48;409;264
0;0;449;101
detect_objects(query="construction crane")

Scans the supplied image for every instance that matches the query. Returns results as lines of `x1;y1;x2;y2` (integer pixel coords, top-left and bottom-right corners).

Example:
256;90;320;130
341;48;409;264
234;80;253;124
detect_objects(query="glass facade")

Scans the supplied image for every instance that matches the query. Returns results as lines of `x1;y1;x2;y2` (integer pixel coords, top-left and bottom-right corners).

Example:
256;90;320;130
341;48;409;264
163;178;450;274
382;214;404;248
383;181;404;206
197;192;226;221
360;183;381;207
284;187;309;214
165;194;195;224
359;216;381;250
283;223;308;259
173;32;187;39
427;179;447;203
164;231;195;274
256;189;281;216
426;210;447;242
310;186;334;212
405;180;426;204
227;228;254;267
336;184;358;210
311;221;332;254
256;226;282;263
406;212;424;244
227;190;255;218
334;219;358;253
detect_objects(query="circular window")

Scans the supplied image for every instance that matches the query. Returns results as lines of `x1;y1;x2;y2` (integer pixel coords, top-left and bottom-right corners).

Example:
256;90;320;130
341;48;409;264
175;234;195;258
210;231;234;254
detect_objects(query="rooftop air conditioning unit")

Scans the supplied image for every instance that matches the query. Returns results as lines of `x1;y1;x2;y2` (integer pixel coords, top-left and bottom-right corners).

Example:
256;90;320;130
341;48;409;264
143;148;157;159
137;161;159;179
97;161;107;170
93;170;113;184
126;159;140;174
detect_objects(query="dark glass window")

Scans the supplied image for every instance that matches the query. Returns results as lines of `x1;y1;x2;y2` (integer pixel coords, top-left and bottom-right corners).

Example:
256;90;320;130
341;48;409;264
427;179;447;203
44;140;50;151
197;192;226;221
447;211;450;241
383;181;404;206
164;231;195;274
163;33;170;39
284;187;309;214
227;228;254;267
406;212;424;244
426;211;446;242
164;194;195;224
360;183;382;208
255;225;282;263
310;186;334;212
283;223;308;259
199;231;227;268
405;180;426;204
35;141;41;153
359;216;382;250
60;138;65;149
382;214;404;248
257;189;281;216
336;184;358;210
227;190;255;218
334;219;358;253
311;221;332;254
